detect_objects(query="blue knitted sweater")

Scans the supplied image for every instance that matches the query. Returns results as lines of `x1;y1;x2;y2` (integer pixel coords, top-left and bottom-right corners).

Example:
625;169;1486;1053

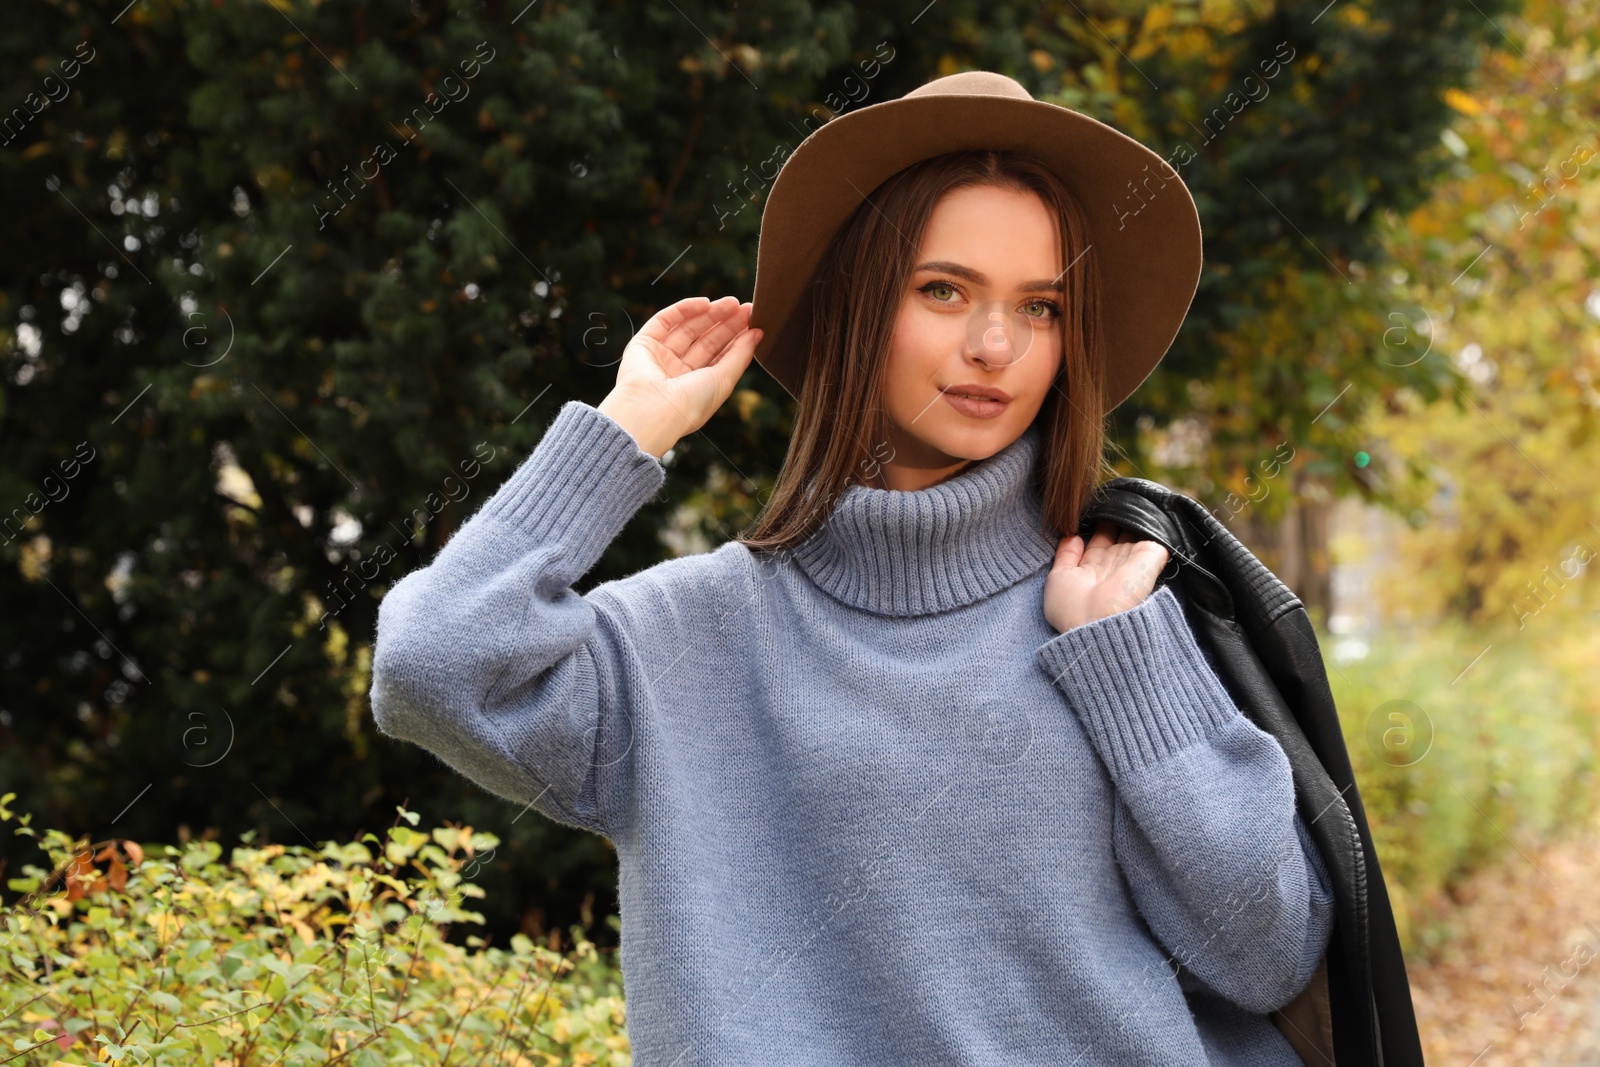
369;400;1336;1066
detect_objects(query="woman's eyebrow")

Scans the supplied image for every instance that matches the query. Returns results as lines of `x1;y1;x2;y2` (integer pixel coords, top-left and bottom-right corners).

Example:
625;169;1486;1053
913;259;1065;293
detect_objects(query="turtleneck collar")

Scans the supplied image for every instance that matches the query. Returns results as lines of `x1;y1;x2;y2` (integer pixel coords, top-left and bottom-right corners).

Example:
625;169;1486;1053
790;424;1060;617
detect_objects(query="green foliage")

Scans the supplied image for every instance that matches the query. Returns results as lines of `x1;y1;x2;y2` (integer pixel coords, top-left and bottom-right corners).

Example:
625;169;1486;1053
1359;0;1600;628
1328;606;1600;961
1082;0;1517;507
0;799;628;1065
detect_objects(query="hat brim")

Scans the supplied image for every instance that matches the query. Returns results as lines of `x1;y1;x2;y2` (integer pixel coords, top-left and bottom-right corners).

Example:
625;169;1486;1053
748;91;1203;413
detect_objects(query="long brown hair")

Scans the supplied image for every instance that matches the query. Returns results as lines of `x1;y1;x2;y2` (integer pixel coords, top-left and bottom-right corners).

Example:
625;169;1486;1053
736;149;1109;555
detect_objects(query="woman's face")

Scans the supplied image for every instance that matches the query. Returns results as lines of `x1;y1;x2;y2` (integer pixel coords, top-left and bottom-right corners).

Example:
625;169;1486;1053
869;183;1067;491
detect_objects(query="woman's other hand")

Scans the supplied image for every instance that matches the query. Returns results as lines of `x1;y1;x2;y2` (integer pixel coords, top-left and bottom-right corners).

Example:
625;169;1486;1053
1043;520;1172;633
596;296;763;459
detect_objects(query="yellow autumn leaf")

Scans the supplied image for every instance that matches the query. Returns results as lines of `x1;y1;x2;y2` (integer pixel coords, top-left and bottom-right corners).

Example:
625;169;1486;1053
733;388;763;422
1132;3;1174;56
1129;35;1164;61
1443;87;1485;115
146;909;182;945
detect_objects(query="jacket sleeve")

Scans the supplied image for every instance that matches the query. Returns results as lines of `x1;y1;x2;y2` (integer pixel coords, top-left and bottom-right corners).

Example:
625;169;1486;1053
1034;583;1337;1015
368;399;672;840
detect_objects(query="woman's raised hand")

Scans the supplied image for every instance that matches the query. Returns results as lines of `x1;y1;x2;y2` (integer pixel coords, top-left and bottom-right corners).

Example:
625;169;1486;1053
596;296;763;459
1043;520;1173;633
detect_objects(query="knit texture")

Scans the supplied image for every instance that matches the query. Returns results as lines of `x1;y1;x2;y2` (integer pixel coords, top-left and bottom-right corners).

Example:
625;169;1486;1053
370;400;1337;1066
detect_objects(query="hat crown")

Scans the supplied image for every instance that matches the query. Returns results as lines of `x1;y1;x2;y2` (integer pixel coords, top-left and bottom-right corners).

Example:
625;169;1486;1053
902;70;1033;101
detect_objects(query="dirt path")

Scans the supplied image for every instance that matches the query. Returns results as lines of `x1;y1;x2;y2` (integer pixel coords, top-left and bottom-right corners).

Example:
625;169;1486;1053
1406;806;1600;1065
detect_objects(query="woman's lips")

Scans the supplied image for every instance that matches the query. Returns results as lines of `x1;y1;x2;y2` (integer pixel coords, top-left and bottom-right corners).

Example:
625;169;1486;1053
941;391;1010;418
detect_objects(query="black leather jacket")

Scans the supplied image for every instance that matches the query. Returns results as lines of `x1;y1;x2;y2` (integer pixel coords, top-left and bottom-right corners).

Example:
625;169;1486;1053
1079;477;1425;1067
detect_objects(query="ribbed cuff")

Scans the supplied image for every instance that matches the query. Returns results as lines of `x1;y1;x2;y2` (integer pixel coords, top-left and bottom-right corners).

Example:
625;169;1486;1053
1035;584;1241;781
480;400;666;569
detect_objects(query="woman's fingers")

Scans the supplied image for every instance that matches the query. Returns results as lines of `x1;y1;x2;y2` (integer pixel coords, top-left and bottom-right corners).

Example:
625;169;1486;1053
1064;523;1113;582
664;296;743;367
1055;533;1085;569
638;296;751;372
1082;522;1152;580
1138;539;1173;576
706;324;763;392
637;296;712;352
681;301;752;369
1081;521;1118;569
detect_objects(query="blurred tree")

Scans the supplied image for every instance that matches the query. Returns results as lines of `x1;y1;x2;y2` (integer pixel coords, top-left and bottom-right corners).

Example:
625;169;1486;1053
0;0;1510;948
1355;0;1599;632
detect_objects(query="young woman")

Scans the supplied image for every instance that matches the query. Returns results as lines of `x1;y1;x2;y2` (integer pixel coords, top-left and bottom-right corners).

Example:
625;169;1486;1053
371;71;1335;1066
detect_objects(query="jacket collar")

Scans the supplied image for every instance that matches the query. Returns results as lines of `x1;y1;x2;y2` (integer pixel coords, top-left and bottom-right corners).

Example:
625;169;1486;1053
790;424;1059;616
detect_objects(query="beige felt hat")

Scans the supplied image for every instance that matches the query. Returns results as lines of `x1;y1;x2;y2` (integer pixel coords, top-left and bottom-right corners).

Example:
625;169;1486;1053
748;69;1203;413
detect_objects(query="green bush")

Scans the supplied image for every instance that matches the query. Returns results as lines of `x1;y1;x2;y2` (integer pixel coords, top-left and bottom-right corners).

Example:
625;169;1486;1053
1329;604;1600;960
0;796;628;1065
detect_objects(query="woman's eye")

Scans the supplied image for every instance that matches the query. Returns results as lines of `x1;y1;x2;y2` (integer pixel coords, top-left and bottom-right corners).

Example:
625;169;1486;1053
919;281;959;303
1023;299;1062;321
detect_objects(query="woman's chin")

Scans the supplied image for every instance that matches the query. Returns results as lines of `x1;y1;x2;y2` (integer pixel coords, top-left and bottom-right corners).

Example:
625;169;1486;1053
910;419;1024;463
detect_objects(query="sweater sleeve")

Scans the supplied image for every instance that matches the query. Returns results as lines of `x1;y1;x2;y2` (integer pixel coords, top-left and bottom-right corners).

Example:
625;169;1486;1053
368;399;670;840
1034;583;1336;1015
